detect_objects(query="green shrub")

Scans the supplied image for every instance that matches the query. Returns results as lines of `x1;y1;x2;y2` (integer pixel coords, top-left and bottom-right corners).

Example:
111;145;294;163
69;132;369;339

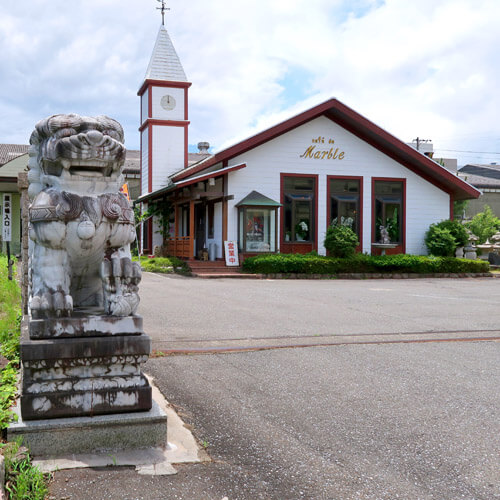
425;220;469;257
323;225;359;258
241;253;489;275
466;205;500;244
425;225;457;256
436;220;469;247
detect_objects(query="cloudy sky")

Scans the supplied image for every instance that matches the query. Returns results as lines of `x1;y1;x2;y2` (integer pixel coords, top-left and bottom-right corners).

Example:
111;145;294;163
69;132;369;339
1;0;499;166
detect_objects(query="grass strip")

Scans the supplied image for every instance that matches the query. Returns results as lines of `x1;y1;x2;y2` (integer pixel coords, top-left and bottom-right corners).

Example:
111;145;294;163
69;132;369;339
0;255;51;498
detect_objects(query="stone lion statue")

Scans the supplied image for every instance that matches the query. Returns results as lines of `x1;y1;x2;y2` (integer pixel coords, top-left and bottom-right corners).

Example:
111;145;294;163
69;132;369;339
27;114;141;318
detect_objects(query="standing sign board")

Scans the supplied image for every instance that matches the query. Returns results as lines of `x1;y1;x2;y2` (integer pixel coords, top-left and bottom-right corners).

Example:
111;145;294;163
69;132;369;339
224;241;239;266
2;193;12;242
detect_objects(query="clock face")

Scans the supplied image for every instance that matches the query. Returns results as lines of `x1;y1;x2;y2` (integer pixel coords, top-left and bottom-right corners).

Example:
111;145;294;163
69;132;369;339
160;94;176;111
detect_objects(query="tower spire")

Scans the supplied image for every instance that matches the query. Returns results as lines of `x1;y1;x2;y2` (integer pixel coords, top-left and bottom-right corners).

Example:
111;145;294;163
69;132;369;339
156;0;169;26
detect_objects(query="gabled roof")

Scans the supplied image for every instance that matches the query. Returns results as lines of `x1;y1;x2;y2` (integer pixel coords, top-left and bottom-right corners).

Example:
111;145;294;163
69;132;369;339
172;98;480;201
236;190;282;207
459;163;500;180
0;144;29;166
144;25;187;82
458;164;500;189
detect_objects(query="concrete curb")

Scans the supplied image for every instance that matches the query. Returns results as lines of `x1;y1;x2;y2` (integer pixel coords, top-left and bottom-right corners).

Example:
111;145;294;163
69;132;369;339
261;272;493;280
31;375;208;476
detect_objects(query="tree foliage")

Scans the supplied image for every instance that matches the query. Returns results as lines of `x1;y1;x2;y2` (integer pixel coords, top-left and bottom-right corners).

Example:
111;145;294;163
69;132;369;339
466;205;500;244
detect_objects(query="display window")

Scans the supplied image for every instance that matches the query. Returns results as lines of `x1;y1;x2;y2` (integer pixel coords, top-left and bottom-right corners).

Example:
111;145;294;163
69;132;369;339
283;176;316;243
238;207;277;252
236;191;281;253
372;178;405;254
328;177;361;238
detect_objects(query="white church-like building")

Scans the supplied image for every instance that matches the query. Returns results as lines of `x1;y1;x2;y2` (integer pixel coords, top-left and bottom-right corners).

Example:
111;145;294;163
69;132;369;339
136;25;480;262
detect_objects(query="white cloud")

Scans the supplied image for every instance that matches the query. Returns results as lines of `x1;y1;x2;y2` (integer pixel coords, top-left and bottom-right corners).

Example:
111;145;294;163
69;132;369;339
0;0;499;166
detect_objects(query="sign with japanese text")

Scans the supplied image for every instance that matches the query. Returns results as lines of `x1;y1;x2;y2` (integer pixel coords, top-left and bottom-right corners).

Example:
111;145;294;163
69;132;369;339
224;240;239;267
2;194;12;242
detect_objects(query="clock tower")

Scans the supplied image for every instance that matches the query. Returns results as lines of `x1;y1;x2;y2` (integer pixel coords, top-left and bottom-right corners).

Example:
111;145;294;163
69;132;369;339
138;24;191;196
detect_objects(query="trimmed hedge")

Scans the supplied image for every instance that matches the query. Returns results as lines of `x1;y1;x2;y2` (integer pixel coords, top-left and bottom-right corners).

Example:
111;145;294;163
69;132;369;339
241;253;489;275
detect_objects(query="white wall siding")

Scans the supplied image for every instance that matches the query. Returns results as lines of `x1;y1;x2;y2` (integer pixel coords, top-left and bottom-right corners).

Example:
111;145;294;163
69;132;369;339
141;88;149;124
141;128;149;196
152;218;163;250
151;125;185;191
151;86;185;121
226;116;450;255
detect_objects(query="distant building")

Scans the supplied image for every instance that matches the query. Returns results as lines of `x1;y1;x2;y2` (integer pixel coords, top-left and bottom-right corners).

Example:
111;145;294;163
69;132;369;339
0;144;141;255
458;163;500;217
0;145;29;254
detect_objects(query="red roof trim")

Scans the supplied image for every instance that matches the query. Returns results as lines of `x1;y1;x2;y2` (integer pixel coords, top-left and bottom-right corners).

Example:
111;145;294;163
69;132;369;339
175;163;246;189
171;98;479;200
139;119;190;132
138;79;192;96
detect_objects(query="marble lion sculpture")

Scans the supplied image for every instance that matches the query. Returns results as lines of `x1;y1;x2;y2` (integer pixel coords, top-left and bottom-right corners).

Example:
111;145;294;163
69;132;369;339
27;114;141;318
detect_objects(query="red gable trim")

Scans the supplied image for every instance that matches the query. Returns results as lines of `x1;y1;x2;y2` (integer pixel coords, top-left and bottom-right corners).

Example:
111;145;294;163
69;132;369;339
137;79;192;96
139;119;190;133
135;163;247;205
175;163;246;189
171;98;479;201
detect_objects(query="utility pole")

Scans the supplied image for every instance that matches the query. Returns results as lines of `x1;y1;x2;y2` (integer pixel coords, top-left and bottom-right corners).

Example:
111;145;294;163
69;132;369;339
413;137;431;151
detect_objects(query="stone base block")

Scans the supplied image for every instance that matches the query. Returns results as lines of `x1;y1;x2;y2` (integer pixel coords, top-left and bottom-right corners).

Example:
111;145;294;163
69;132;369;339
21;323;152;420
8;399;167;457
21;375;152;420
29;311;143;339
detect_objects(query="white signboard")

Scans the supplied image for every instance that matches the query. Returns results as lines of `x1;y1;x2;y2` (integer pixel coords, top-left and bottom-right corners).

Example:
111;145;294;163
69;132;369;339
2;194;12;242
224;241;239;267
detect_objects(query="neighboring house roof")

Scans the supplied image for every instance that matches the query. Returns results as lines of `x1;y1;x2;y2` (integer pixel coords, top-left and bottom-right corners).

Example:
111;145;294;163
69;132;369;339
171;98;480;201
123;149;140;174
144;25;187;82
188;152;212;166
0;145;142;179
0;144;29;167
458;164;500;189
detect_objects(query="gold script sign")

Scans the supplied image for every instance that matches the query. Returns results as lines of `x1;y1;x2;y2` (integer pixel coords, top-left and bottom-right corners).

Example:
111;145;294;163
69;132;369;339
300;136;345;160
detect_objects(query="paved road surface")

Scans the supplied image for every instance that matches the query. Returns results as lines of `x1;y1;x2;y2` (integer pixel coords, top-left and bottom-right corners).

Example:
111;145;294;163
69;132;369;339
49;275;500;500
139;273;500;349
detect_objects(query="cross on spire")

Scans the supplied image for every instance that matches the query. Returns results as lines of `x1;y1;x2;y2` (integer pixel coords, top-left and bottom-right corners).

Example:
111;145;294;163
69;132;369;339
156;0;169;26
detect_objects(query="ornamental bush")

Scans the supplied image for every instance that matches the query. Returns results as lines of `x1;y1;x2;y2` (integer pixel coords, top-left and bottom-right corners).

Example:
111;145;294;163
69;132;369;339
425;225;457;257
435;220;469;248
425;220;469;257
323;225;359;258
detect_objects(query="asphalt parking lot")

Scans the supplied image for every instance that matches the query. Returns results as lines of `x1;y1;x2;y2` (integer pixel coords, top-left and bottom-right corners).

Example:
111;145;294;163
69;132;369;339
49;275;500;500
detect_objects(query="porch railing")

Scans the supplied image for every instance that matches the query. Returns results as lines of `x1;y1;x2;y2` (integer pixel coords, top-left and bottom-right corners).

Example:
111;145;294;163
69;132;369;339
166;236;191;259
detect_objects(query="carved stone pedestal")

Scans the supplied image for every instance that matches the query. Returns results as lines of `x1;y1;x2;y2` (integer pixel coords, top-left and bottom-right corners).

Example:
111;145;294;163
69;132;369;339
20;314;153;420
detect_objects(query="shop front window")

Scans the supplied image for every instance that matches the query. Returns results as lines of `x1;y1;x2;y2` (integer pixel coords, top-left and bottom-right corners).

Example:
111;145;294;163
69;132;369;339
238;207;277;252
373;180;403;243
329;178;360;237
283;176;316;242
